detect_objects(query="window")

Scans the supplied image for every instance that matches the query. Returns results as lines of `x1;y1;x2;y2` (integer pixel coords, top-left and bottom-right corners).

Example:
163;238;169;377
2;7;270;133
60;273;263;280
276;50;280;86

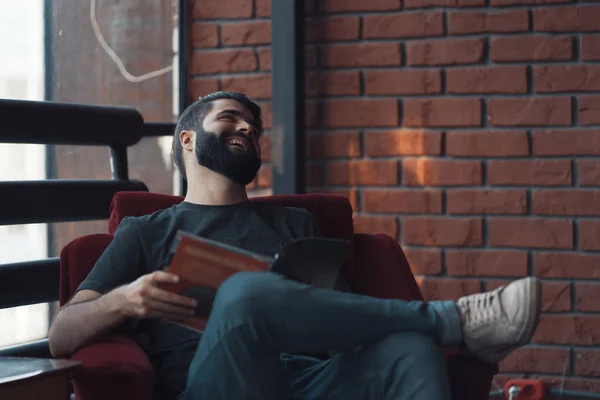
0;0;180;348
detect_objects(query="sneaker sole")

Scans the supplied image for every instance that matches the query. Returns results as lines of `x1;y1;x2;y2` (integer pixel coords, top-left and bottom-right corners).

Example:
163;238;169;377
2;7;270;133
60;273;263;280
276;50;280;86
475;277;542;363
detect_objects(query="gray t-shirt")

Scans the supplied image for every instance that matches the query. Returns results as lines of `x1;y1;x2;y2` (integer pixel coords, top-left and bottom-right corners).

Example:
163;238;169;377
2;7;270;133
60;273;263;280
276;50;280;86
76;200;328;398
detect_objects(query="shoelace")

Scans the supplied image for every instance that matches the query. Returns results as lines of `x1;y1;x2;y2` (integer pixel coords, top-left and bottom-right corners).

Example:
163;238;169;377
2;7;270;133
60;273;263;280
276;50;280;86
458;291;500;328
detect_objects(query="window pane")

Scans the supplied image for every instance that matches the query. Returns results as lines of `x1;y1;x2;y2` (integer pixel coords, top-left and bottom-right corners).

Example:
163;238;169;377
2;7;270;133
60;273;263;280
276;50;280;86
0;0;44;101
50;0;179;193
0;0;51;349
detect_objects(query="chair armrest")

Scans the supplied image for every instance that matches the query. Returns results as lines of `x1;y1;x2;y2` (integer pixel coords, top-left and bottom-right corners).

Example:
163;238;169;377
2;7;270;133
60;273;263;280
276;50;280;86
348;233;424;301
69;334;154;400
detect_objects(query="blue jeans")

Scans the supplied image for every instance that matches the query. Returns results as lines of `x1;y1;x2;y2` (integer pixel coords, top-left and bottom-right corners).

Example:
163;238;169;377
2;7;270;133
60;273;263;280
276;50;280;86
180;272;461;400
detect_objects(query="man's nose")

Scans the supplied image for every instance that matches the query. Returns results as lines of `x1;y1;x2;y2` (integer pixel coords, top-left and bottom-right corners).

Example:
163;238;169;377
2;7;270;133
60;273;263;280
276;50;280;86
237;121;255;136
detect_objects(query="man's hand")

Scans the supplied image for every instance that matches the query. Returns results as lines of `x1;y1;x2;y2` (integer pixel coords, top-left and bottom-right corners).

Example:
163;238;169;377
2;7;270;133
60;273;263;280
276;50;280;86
116;271;198;319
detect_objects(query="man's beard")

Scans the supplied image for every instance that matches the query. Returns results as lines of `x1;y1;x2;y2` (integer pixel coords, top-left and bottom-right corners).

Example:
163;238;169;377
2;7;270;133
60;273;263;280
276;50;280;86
194;128;261;186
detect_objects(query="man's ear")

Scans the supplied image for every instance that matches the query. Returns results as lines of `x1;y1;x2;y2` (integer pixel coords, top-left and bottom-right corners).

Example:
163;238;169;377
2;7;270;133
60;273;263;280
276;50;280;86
179;130;195;152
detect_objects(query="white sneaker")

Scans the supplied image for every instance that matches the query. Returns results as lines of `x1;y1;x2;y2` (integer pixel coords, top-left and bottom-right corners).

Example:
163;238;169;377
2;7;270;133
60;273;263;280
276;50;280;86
456;277;542;363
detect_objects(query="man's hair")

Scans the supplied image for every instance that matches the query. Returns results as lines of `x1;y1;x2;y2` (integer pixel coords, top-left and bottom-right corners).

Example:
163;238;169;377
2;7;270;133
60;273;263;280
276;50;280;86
171;91;263;179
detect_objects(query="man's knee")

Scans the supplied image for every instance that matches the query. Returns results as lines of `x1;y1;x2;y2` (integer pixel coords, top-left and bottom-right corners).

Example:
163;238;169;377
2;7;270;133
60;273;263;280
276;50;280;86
210;272;282;322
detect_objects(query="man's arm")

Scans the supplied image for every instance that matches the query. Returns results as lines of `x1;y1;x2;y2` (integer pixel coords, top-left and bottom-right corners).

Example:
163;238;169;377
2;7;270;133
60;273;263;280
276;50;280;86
48;289;124;357
48;272;196;358
48;218;197;358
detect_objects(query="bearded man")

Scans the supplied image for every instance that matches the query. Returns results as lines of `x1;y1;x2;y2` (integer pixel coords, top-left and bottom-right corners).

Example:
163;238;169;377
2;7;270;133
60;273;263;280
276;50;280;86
49;92;542;400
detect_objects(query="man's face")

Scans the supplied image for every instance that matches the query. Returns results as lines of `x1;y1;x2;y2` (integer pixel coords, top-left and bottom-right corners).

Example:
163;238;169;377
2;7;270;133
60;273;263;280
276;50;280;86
193;99;262;186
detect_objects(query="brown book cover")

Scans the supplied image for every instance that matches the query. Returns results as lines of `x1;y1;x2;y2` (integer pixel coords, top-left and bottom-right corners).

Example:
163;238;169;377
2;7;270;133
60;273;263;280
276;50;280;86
159;232;274;331
160;230;350;332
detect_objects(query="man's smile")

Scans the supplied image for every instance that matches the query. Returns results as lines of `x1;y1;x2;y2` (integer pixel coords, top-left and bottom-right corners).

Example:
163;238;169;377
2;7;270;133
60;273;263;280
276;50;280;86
227;137;250;152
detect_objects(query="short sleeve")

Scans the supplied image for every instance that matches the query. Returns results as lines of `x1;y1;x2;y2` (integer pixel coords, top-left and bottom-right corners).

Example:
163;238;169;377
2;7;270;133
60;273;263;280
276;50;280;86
76;217;146;295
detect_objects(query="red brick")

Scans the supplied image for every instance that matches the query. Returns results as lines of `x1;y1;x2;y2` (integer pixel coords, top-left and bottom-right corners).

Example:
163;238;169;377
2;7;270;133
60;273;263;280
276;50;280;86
403;158;482;186
541;282;572;312
365;70;442;95
362;190;443;214
191;49;256;75
447;66;527;94
534;315;600;345
576;349;600;377
488;97;571;126
579;160;600;186
490;36;573;62
305;101;319;129
535;252;600;279
353;215;398;238
326;189;359;211
535;376;600;394
259;135;270;162
407;38;485;66
260;102;272;129
446;130;529;157
306;162;324;186
579;220;600;251
404;248;443;275
488;280;572;312
447;190;527;215
306;71;360;97
256;0;271;17
365;130;442;157
492;0;572;4
416;278;482;302
220;75;271;100
221;21;271;46
534;5;600;32
576;284;600;312
363;12;444;39
488;160;571;186
534;65;600;92
403;218;482;247
305;16;360;42
320;0;401;12
192;0;253;19
446;250;527;277
489;218;573;249
307;131;361;159
406;0;484;7
324;99;398;128
581;35;600;61
326;160;398;186
258;47;271;71
404;98;481;128
189;78;220;98
579;96;600;125
191;22;218;48
448;10;529;35
321;43;401;68
534;190;600;216
533;130;600;156
257;165;272;188
500;347;570;374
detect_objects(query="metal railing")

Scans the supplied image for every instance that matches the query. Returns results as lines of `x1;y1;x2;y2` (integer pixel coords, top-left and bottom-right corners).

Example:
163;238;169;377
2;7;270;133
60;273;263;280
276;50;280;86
0;98;175;356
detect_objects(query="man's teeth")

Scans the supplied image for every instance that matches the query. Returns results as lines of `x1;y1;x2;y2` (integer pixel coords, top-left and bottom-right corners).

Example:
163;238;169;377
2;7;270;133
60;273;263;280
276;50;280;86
229;139;248;150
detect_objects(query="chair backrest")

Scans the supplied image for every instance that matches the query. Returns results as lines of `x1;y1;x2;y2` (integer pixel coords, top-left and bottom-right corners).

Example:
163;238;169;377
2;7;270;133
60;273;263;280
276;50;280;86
108;191;355;240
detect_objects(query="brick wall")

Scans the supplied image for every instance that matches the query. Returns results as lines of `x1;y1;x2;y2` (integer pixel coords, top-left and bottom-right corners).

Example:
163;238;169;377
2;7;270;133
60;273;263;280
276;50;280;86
190;0;600;393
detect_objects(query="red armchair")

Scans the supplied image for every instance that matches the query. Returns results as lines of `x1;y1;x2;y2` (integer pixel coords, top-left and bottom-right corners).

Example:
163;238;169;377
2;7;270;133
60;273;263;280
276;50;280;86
59;192;498;400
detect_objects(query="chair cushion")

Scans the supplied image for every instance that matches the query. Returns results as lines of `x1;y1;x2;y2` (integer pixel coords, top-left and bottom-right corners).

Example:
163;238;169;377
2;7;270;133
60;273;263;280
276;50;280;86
109;192;354;241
